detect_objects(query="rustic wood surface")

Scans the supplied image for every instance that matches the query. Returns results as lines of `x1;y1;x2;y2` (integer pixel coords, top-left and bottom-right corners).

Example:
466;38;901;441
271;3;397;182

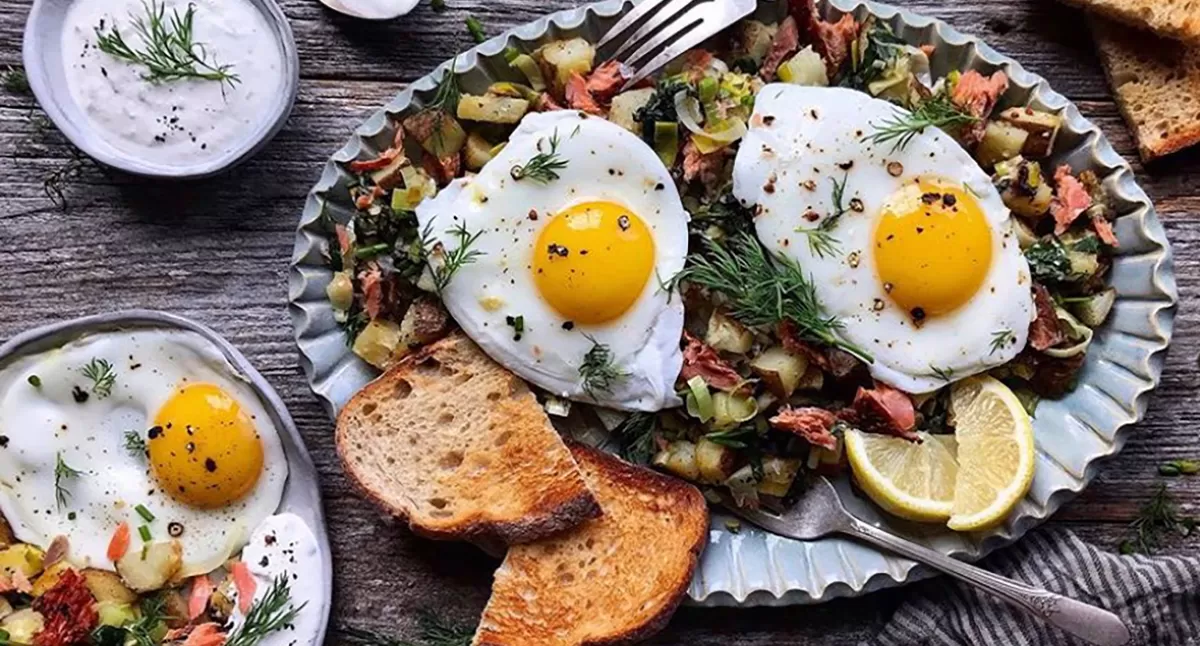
1;0;1197;642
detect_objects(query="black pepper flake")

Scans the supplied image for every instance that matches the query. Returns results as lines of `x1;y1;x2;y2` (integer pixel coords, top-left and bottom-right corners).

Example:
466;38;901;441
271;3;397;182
528;209;539;221
849;198;864;212
561;321;575;331
921;192;942;205
260;556;270;568
617;215;631;231
168;522;184;537
547;243;569;258
911;307;926;322
148;426;163;440
763;115;776;125
72;386;89;403
265;534;277;546
654;182;665;190
916;227;925;234
0;436;8;448
942;193;957;207
186;442;196;453
837;161;854;171
204;458;217;473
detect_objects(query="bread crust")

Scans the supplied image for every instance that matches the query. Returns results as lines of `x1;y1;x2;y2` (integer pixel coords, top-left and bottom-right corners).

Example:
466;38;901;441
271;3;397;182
1061;0;1200;44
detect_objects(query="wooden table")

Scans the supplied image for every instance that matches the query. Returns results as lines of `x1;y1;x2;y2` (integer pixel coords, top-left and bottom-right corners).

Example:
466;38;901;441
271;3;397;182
1;0;1196;642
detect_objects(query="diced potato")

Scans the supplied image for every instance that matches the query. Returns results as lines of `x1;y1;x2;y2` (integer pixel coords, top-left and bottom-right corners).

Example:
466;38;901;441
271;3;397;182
96;601;137;628
757;456;801;497
777;47;828;86
1066;247;1100;279
695;439;737;484
653;441;700;481
0;515;13;548
705;310;753;354
369;155;409;190
750;346;809;398
795;364;825;392
608;88;656;134
116;540;182;593
536;38;596;90
352;319;404;370
403;108;467;158
83;568;138;604
738;20;778;63
995;157;1053;218
1069;287;1116;327
976;122;1029;169
31;561;74;597
456;95;530;124
464;132;495;172
0;544;45;578
326;271;354;312
998;106;1062;158
1;609;45;645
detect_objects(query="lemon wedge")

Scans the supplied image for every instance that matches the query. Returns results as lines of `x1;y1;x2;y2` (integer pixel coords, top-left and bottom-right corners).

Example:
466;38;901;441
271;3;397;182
947;376;1035;531
845;429;959;523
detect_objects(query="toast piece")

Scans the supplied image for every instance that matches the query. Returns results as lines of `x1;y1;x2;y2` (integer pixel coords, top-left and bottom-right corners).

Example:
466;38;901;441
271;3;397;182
474;443;709;646
1091;17;1200;161
337;332;600;545
1061;0;1200;43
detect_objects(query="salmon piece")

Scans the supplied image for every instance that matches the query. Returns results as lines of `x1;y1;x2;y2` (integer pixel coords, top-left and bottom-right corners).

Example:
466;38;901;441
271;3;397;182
183;624;227;646
361;263;384;320
44;535;69;568
585;60;626;103
12;569;32;594
189;575;215;621
0;574;12;594
1029;284;1065;351
335;224;353;260
1051;165;1093;235
760;16;800;81
564;72;604;115
681;138;726;184
840;382;918;441
770;407;838;450
107;522;131;562
788;0;859;78
679;332;743;392
230;562;257;615
421;152;462;187
951;70;1009;145
348;148;400;173
1092;215;1119;247
535;92;565;112
679;50;715;81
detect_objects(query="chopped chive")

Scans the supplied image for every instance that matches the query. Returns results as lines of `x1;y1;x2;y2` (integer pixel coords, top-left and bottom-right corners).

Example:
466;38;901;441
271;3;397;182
135;504;155;522
138;525;152;542
28;375;41;388
466;16;486;43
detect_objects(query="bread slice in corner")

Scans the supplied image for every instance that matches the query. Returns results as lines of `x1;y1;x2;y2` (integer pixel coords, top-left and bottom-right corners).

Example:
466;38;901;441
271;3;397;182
1060;0;1200;44
1091;16;1200;161
336;331;600;545
474;442;709;646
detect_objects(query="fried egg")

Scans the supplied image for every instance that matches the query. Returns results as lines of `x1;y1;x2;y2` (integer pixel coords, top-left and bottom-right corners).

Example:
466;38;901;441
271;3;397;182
416;111;688;411
733;85;1034;393
0;329;288;576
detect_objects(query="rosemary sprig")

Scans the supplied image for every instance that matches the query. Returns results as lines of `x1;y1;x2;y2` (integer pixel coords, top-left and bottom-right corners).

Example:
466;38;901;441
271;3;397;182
989;329;1015;355
81;357;117;398
95;0;240;89
795;172;850;258
1118;484;1196;555
225;575;306;646
430;60;461;114
674;232;870;361
428;223;485;292
864;94;978;151
579;336;627;399
614;412;658;465
125;594;171;646
510;130;568;184
124;431;147;458
343;611;474;646
55;452;83;510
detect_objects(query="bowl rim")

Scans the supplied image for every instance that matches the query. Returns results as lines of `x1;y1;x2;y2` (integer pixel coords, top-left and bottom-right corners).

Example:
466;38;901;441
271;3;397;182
0;309;333;639
22;0;300;180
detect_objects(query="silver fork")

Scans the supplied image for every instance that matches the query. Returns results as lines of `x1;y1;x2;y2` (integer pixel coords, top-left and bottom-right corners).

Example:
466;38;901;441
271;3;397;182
719;477;1132;646
597;0;757;90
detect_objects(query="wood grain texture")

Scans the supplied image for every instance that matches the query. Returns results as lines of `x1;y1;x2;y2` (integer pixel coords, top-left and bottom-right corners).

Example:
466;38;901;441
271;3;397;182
1;0;1198;643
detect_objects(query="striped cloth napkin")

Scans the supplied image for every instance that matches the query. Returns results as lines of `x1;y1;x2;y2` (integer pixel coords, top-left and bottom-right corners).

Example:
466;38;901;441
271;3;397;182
866;529;1200;645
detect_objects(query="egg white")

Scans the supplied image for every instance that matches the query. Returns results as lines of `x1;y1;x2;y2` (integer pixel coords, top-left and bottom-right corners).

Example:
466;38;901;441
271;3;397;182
416;111;689;411
231;513;325;646
733;85;1035;393
0;329;288;576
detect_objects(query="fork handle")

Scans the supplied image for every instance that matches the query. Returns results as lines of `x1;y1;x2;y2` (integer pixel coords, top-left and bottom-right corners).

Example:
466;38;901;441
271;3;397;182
844;518;1132;646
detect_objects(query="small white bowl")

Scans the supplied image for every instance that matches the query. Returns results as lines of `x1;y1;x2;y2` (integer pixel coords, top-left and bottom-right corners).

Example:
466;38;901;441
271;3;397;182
23;0;300;180
320;0;420;21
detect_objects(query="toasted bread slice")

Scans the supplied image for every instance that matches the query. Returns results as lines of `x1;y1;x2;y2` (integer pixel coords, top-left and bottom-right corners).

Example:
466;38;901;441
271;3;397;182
1091;17;1200;161
337;332;600;545
474;443;709;646
1061;0;1200;43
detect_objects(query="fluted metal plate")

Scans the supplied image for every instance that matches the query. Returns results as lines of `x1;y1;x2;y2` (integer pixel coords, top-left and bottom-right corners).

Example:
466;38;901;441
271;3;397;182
288;0;1177;606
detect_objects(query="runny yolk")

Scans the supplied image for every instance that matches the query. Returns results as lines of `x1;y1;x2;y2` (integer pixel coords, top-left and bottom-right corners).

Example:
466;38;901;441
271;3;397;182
533;201;655;325
149;383;264;509
873;178;993;319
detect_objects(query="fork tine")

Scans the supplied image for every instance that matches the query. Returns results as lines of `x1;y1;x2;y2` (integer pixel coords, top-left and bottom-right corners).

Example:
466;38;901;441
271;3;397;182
597;0;694;51
714;493;801;538
619;0;754;89
607;0;705;61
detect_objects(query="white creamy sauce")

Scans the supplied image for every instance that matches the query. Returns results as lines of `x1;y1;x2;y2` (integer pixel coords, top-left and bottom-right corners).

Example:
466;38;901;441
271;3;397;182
60;0;285;168
233;513;325;646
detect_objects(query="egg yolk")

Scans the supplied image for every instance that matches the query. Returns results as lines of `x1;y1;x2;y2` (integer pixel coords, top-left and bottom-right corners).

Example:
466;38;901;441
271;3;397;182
533;201;655;325
873;178;993;319
148;383;264;509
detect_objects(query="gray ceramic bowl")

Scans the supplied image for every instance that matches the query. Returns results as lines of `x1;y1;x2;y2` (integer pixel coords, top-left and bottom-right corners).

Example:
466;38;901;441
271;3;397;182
289;0;1177;606
22;0;299;179
0;310;332;638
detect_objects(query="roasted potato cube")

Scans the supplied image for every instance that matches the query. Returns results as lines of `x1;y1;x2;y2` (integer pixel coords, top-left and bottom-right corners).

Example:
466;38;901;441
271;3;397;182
976;122;1029;169
1069;287;1116;327
757;456;801;497
653;441;700;481
0;544;45;578
0;515;13;548
83;568;138;604
750;346;809;398
536;38;596;90
96;601;137;628
995;157;1053;218
368;155;409;191
795;364;825;392
352;319;404;370
403;108;467;158
998;106;1062;158
456;95;530;124
31;561;75;597
0;609;45;645
695;439;737;484
116;540;182;593
608;88;656;134
464;132;495;171
705;310;753;354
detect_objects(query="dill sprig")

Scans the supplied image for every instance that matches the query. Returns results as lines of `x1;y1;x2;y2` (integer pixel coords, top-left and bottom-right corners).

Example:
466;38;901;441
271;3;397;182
795;172;850;258
674;232;870;361
95;0;240;89
510;130;568;184
864;94;978;151
429;223;485;292
930;365;954;382
429;60;461;114
704;424;758;449
81;357;117;398
55;452;83;510
124;594;171;646
1118;484;1196;555
343;611;474;646
225;575;306;646
579;336;627;399
989;329;1015;355
124;431;147;458
614;412;658;465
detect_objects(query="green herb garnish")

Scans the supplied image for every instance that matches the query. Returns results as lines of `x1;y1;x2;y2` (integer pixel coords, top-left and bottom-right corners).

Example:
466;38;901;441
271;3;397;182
137;525;152;541
121;594;171;646
355;243;392;259
864;94;978;151
135;504;155;522
795;172;850;258
613;412;658;465
95;0;240;90
429;59;461;114
55;452;83;510
704;424;758;449
579;336;627;399
930;365;954;382
27;375;41;388
510;130;568;184
465;16;487;44
1025;238;1073;283
225;575;306;646
343;611;474;646
81;357;117;398
125;431;148;458
1118;484;1196;555
428;223;485;292
505;315;525;342
2;65;29;95
989;329;1015;355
